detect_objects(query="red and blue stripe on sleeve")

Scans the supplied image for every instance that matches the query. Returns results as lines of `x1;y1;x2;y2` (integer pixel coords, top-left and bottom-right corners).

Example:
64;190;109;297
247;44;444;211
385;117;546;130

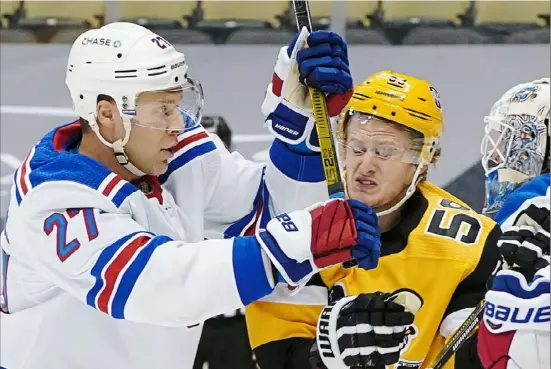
86;232;172;319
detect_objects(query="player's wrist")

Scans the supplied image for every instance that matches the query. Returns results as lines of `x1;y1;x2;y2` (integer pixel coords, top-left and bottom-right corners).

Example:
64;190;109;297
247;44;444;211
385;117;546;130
255;227;318;287
231;236;276;305
269;139;326;182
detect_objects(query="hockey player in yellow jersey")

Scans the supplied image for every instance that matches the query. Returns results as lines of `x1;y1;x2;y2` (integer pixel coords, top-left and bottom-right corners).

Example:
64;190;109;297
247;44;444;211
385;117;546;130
245;71;501;369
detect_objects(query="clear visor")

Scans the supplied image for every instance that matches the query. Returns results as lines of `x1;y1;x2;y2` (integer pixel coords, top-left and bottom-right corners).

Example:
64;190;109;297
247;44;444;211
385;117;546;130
481;114;546;177
339;111;426;164
122;77;204;134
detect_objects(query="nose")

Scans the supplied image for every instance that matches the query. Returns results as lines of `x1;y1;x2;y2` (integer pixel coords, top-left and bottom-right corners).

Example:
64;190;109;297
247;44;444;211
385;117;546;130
358;151;380;172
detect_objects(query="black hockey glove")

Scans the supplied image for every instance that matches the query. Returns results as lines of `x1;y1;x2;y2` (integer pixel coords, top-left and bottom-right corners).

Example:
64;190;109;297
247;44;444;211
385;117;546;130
311;289;423;369
498;204;550;280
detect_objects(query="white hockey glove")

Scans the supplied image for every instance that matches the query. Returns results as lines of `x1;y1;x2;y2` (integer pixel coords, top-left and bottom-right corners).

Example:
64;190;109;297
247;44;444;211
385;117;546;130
256;199;381;288
310;289;423;369
478;266;550;369
262;27;353;154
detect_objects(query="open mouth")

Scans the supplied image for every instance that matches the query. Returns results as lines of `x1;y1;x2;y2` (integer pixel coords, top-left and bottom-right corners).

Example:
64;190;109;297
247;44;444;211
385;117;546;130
356;176;377;187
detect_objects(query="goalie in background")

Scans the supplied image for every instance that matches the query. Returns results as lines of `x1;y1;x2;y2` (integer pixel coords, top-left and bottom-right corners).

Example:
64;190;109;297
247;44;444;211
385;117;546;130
477;78;550;369
245;69;502;369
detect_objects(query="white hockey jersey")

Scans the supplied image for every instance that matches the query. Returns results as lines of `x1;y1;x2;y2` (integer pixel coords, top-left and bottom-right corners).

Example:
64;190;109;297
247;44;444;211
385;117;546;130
0;121;329;369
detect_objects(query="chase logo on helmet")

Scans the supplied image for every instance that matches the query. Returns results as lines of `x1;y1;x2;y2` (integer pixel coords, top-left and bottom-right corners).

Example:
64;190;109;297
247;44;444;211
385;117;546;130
81;37;120;48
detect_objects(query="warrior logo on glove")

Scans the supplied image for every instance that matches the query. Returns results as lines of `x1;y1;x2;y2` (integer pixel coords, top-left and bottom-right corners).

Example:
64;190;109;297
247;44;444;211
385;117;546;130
315;289;423;369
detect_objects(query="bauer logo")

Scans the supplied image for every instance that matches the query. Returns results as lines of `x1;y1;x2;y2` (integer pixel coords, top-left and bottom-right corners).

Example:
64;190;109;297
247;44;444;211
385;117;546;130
171;60;185;70
485;301;550;324
81;37;119;47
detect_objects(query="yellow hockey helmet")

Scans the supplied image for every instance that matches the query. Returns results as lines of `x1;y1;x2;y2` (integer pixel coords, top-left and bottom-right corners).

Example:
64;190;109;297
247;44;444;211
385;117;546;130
338;70;443;162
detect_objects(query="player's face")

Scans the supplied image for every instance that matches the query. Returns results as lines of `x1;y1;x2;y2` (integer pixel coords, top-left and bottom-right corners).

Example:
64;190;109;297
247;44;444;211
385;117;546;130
124;90;184;176
344;117;417;213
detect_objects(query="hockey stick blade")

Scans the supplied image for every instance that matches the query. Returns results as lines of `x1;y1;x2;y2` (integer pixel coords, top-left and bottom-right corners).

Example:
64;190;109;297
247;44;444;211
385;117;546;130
427;301;485;369
292;0;345;198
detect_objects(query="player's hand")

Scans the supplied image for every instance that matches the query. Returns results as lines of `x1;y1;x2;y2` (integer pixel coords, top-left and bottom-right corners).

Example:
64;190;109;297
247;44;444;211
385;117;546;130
294;30;352;94
256;198;381;287
498;204;550;279
311;289;423;369
478;266;550;369
261;28;353;154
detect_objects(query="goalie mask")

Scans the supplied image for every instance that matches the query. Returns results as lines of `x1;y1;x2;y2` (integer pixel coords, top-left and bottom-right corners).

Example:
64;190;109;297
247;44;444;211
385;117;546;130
65;22;204;176
481;78;550;215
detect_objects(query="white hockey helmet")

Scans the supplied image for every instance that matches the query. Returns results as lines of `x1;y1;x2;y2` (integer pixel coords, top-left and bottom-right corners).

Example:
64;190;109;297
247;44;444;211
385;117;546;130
65;22;204;175
480;78;550;215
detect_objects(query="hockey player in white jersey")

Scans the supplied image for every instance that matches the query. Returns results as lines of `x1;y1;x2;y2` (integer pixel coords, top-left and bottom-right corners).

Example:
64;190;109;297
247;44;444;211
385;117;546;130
0;23;382;369
478;78;550;369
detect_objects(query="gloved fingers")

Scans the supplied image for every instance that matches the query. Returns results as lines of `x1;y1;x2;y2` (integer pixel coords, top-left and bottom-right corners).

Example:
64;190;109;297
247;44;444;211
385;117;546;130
339;294;379;314
354;220;379;238
306;71;353;95
514;204;550;233
299;56;350;80
297;43;348;66
533;231;551;254
384;311;415;326
352;209;379;230
348;199;377;215
382;352;401;366
498;225;535;246
311;81;350;95
353;236;381;255
352;246;380;270
307;31;348;54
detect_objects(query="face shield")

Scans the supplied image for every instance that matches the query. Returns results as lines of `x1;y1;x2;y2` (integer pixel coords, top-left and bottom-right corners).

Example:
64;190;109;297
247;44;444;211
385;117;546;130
122;77;204;134
338;111;425;165
481;113;547;214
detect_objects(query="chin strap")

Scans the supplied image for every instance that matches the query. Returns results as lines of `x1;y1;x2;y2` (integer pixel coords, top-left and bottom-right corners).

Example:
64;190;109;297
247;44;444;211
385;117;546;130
88;113;147;177
376;157;427;216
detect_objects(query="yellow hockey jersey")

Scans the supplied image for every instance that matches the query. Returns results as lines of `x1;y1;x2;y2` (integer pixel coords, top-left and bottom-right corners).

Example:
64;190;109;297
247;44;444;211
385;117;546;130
246;181;501;369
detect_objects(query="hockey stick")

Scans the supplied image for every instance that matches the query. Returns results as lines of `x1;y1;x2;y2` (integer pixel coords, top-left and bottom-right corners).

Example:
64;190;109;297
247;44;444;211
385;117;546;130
292;0;345;198
427;259;506;369
426;301;485;369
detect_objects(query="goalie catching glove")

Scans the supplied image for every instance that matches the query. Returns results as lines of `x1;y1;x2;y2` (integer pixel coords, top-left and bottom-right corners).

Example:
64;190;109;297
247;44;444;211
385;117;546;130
310;289;423;369
257;199;381;287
